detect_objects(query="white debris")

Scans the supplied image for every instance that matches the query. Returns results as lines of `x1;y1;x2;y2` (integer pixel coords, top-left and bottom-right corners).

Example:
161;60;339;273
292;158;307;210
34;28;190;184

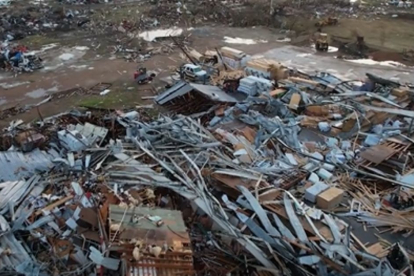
305;182;329;203
318;122;331;132
276;38;291;43
69;65;88;70
100;89;111;96
26;43;59;56
345;58;407;68
43;23;58;28
59;53;75;61
308;173;320;184
74;46;90;51
223;36;268;45
285;153;298;165
297;53;312;58
317;168;333;180
138;28;183;42
0;81;30;89
42;63;64;71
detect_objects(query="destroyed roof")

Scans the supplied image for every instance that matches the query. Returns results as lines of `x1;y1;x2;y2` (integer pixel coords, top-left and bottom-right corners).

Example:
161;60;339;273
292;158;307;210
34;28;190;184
155;81;192;104
155;81;239;104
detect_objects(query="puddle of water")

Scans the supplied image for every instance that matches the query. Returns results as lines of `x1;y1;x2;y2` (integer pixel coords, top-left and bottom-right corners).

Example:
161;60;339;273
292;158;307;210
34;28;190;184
345;58;407;68
139;28;183;42
276;38;291;43
0;98;8;106
74;46;89;51
0;81;30;89
223;36;268;45
25;86;59;99
44;47;89;71
59;53;75;61
26;88;47;99
297;53;312;58
47;86;59;93
42;63;64;71
69;64;88;70
26;43;60;56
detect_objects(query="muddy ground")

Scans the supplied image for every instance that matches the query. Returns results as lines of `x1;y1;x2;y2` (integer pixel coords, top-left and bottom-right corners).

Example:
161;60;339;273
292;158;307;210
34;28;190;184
0;0;414;127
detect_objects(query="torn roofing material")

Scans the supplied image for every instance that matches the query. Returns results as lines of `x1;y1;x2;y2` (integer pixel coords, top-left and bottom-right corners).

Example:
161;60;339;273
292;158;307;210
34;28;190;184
155;81;192;104
189;83;240;102
155;81;239;105
69;122;108;145
0;233;40;273
0;149;59;181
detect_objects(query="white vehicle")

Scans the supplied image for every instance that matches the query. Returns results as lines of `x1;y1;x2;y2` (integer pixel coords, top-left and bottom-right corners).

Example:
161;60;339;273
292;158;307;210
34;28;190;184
182;64;207;80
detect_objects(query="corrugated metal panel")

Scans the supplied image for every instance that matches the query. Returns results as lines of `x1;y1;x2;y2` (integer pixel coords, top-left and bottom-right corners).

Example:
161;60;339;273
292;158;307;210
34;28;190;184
58;130;89;151
155;81;240;105
155;81;192;105
72;123;108;145
0;149;59;181
89;246;120;270
189;83;239;103
0;233;34;270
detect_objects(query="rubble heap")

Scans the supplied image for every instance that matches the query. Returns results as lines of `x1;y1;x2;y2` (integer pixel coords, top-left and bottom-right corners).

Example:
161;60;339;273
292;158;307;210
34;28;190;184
1;44;414;275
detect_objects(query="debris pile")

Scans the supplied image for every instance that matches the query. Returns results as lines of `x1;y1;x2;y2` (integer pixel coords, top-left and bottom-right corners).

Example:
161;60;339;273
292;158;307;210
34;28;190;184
0;44;43;73
0;7;90;41
1;39;414;276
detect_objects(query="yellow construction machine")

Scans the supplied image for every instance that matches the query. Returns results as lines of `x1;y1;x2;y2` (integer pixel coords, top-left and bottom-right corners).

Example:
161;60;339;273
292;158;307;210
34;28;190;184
315;32;329;52
315;17;338;28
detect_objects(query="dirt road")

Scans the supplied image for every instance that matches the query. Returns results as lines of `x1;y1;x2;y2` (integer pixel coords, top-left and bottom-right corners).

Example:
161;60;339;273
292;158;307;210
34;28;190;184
0;24;413;126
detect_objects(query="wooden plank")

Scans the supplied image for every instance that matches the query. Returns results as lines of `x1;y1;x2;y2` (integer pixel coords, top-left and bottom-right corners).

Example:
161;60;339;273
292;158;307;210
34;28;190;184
288;93;301;110
35;195;74;216
359;144;397;165
366;242;389;258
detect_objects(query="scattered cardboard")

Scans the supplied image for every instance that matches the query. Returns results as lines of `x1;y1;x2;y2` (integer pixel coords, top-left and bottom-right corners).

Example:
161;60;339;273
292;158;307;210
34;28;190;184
289;93;301;110
317;187;345;210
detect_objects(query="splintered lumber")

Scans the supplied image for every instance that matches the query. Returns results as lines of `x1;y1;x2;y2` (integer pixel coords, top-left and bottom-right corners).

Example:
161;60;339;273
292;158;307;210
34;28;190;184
246;59;282;72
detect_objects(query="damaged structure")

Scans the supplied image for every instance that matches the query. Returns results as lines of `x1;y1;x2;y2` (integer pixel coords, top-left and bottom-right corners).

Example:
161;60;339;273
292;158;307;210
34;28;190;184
1;43;414;276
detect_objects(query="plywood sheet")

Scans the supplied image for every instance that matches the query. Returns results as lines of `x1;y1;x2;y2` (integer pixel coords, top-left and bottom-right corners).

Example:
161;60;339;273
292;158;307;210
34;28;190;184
360;144;396;165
